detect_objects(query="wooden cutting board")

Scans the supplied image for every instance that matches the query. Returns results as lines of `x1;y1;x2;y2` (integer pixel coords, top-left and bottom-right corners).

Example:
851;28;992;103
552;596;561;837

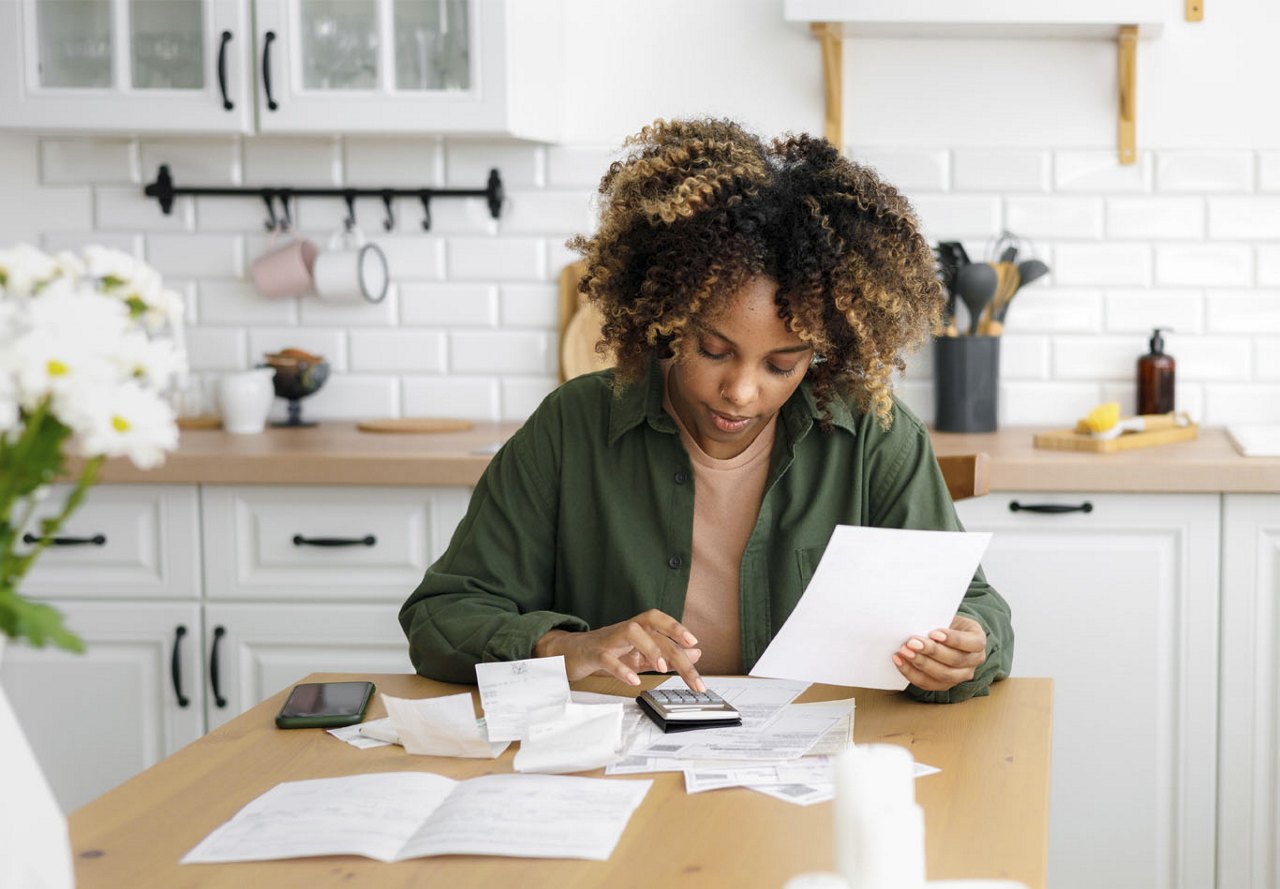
1034;423;1199;453
356;418;475;434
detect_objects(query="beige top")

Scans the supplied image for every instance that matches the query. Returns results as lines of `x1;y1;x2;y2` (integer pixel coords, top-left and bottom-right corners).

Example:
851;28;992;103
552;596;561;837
662;383;777;675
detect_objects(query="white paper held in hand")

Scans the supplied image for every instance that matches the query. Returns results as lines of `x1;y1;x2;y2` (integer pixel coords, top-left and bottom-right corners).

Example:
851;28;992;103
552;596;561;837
474;655;571;742
750;525;991;689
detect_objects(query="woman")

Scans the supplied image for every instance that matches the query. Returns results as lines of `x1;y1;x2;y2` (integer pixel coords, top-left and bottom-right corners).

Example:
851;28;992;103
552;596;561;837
400;118;1012;703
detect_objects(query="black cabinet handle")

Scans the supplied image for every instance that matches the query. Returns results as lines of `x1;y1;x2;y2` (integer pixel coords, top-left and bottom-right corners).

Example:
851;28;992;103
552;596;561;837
1009;501;1094;515
262;30;278;111
292;534;377;547
217;30;234;111
210;626;228;709
21;533;106;546
171;625;190;708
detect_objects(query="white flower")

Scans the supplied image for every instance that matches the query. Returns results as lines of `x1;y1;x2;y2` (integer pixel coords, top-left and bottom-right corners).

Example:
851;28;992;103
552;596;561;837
68;380;178;470
0;372;17;435
0;243;60;297
113;329;184;392
82;245;143;287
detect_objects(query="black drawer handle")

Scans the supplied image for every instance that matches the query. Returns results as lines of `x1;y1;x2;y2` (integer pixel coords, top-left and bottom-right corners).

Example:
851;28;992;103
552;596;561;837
262;30;278;111
217;30;234;111
210;626;228;709
22;533;107;546
1009;501;1094;515
171;625;190;708
292;534;377;547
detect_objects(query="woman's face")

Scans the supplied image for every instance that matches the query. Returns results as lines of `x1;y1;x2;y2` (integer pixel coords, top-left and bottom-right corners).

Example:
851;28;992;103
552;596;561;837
666;275;813;460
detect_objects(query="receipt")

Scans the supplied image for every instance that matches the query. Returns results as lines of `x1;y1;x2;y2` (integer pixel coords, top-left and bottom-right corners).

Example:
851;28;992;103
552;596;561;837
475;656;572;742
513;702;624;774
381;693;509;758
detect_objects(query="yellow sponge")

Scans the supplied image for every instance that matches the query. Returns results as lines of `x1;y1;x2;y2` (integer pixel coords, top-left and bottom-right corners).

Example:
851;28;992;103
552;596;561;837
1075;402;1121;434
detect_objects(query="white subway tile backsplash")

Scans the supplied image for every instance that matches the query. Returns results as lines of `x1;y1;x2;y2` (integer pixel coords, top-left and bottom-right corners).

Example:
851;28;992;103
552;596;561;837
1055;151;1151;193
1206;290;1280;334
402;376;500;421
1261;153;1280;193
911;195;1000;240
400;283;498;327
198;280;298;326
0;186;93;241
294;195;398;234
1202;385;1280;424
1052;337;1135;380
40;232;141;257
850;148;948;192
1172;337;1252;381
501;377;558;421
1105;289;1204;335
500;191;594;235
952;149;1049;193
1106;197;1204;240
1155;244;1252;287
450;331;554;375
343;137;444;187
1000;289;1101;334
248;329;348;370
546;146;616;189
892;380;933;424
996;336;1051;380
298;285;399;327
196;195;275;232
447;238;545;281
349;330;447;373
1052;244;1150;287
0;134;39;186
422;197;500;235
1004;197;1102;240
1098;381;1204;421
243;138;341;187
1256;339;1280;380
1208;198;1280;240
96;186;192;232
1257;246;1280;286
445;140;543;188
500;283;559;328
1000;382;1104;425
40;139;138;185
140;138;241;186
184;328;248;372
378;236;445;281
286;375;399;422
146;233;243;278
546;240;580;281
1157;152;1254;193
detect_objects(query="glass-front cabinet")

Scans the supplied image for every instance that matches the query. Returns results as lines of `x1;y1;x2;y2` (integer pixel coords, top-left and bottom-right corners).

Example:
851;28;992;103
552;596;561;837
0;0;254;132
0;0;562;139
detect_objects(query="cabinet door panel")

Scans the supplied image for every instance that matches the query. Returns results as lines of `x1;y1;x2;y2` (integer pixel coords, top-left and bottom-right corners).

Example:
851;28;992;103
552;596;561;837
0;601;204;812
203;602;411;730
956;492;1218;889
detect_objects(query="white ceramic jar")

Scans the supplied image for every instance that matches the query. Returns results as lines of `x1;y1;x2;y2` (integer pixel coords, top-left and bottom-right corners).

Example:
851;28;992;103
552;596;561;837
217;368;276;434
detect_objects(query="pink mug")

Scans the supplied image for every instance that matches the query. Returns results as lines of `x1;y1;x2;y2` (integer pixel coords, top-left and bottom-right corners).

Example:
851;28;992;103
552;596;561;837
250;233;318;299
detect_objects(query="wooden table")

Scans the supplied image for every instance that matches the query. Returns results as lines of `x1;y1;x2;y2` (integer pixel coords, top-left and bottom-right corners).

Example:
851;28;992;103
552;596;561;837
70;674;1052;888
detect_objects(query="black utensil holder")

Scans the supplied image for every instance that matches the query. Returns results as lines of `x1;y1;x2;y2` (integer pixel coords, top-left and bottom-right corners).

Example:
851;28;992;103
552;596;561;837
934;336;1000;433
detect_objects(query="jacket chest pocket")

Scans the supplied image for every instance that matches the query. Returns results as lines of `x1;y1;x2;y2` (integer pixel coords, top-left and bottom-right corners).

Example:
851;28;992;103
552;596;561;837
794;544;828;592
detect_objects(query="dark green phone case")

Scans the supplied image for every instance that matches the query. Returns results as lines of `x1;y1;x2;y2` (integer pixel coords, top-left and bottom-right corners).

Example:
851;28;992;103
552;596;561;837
274;681;375;729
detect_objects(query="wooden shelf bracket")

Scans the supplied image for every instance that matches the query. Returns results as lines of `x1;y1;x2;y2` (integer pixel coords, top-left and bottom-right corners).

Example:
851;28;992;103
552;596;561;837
1117;25;1138;165
810;21;843;151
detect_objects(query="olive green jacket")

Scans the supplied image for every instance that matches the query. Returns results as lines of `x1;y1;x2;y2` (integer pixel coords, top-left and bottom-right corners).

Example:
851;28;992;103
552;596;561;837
400;362;1013;703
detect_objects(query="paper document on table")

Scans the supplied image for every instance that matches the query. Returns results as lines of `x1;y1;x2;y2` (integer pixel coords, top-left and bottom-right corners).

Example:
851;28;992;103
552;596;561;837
745;761;941;807
327;719;394;749
513;701;624;774
182;772;651;864
630;697;840;761
381;693;509;758
750;525;991;689
475;656;571;742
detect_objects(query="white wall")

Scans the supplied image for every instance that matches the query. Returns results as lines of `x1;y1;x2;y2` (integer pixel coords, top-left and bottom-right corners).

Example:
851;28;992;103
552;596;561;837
3;0;1279;426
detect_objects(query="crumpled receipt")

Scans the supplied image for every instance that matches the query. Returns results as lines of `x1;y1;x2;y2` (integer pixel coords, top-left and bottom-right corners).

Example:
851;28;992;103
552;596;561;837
513;701;624;774
381;692;510;758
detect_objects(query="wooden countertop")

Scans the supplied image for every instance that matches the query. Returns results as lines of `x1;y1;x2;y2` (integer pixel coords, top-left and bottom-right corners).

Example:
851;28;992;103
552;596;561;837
86;422;1280;493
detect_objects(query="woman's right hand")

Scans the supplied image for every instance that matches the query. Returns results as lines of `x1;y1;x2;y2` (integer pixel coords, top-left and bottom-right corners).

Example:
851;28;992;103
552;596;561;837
535;609;704;692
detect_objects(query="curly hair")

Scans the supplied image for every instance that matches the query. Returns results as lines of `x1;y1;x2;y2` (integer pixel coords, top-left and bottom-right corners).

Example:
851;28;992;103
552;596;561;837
566;117;943;428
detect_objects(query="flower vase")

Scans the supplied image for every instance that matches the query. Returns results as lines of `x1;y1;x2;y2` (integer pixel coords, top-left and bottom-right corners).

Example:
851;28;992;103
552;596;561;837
0;634;75;889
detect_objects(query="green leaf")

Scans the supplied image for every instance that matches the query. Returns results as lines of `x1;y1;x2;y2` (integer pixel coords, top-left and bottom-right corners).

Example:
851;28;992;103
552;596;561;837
0;589;84;653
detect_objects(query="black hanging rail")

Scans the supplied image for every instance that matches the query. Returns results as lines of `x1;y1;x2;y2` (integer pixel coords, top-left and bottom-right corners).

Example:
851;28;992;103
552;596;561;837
143;164;504;232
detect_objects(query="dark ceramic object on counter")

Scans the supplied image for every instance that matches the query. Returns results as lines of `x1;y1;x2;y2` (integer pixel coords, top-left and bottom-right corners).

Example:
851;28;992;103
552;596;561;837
265;359;330;427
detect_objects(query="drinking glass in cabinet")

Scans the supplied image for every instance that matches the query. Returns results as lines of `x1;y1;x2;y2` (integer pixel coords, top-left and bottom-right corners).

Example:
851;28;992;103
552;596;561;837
393;0;471;92
130;0;205;90
37;0;113;89
300;0;379;91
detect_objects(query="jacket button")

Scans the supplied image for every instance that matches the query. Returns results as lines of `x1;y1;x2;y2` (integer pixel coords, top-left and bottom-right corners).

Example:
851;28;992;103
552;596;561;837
667;554;683;569
674;470;689;484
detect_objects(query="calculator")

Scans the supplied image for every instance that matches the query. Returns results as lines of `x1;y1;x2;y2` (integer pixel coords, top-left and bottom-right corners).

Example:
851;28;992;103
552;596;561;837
636;687;742;733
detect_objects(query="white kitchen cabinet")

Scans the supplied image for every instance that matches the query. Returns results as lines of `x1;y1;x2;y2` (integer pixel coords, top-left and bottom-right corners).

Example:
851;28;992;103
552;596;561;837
956;492;1220;889
1217;494;1280;889
0;0;254;133
0;0;562;138
0;600;205;812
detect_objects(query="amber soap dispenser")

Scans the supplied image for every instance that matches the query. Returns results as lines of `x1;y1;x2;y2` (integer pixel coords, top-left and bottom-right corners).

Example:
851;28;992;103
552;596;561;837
1137;327;1175;414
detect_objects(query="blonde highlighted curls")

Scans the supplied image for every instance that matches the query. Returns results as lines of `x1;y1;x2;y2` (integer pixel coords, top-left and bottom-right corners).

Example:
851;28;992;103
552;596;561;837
567;118;943;428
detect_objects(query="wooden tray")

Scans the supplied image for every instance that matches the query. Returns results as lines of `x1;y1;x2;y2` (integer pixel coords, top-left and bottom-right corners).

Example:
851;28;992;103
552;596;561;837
177;415;222;430
356;418;475;434
1034;423;1199;453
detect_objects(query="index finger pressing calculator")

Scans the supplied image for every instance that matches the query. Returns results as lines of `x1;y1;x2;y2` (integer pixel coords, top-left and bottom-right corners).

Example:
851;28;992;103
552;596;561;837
636;687;743;733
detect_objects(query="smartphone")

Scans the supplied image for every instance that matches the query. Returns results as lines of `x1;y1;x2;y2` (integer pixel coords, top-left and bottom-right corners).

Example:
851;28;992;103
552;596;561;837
275;681;375;729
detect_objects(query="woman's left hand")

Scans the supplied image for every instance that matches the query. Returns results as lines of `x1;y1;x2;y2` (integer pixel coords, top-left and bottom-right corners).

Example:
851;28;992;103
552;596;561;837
892;614;987;692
